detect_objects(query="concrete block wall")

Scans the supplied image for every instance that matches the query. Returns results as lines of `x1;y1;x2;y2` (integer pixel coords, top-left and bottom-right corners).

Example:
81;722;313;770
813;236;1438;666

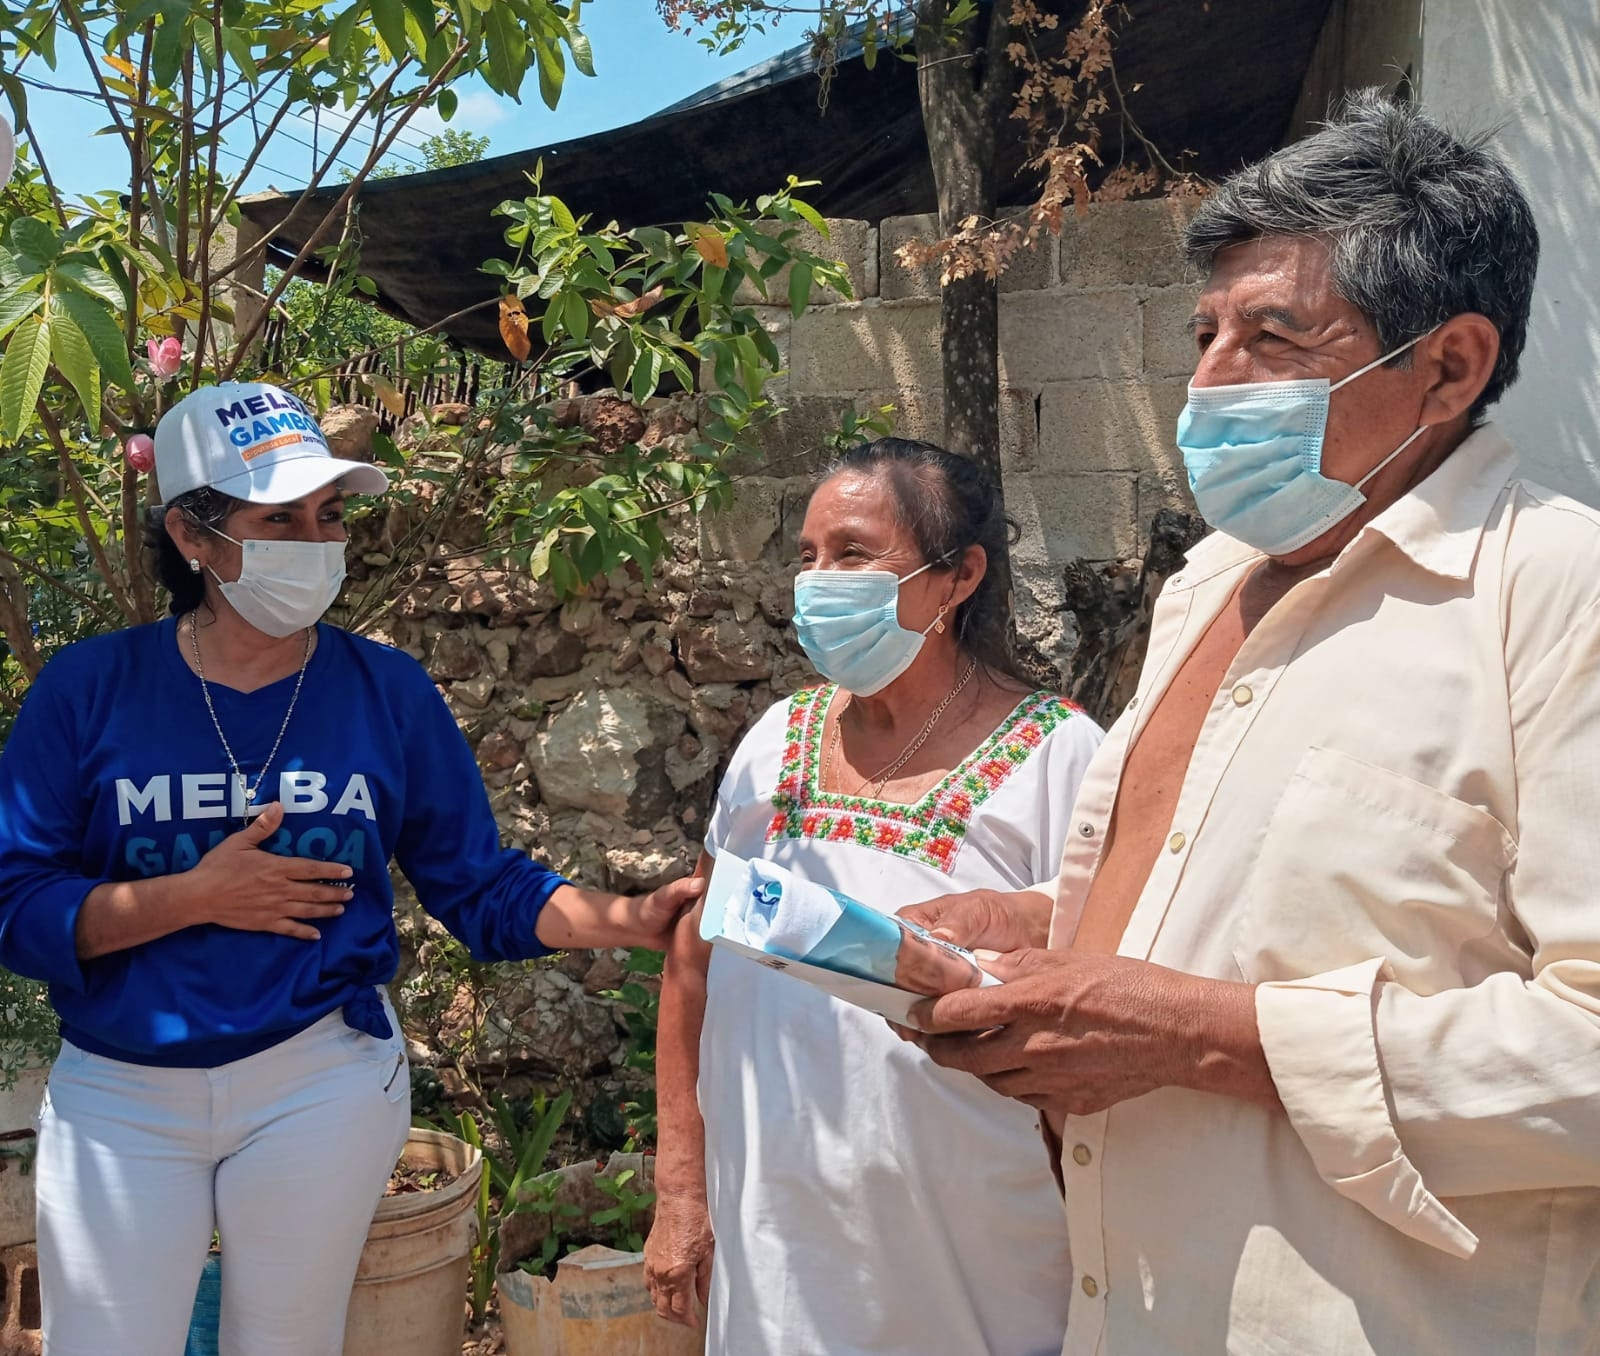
709;197;1202;677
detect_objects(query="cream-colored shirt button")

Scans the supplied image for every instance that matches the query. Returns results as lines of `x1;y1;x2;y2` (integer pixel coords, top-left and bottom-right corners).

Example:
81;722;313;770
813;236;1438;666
1168;831;1187;853
1079;823;1095;838
1231;683;1254;706
1081;1276;1100;1298
1127;696;1139;710
1072;1143;1092;1166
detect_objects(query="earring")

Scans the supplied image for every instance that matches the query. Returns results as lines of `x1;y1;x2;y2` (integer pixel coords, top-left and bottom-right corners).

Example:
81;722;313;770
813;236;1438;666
933;604;948;635
189;558;201;574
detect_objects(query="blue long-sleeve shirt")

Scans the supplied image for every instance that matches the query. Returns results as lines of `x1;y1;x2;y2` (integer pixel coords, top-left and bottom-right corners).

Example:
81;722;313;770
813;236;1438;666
0;617;566;1066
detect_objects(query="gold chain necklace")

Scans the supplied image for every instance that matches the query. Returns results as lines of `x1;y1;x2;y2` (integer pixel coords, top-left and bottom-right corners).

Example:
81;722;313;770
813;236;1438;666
825;657;978;798
189;615;313;822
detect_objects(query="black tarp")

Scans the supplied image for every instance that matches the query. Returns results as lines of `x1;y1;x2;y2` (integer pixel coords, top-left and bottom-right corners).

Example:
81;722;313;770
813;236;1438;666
240;0;1335;354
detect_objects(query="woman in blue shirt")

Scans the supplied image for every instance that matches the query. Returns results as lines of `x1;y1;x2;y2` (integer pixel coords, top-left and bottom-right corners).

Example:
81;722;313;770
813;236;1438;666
0;382;701;1356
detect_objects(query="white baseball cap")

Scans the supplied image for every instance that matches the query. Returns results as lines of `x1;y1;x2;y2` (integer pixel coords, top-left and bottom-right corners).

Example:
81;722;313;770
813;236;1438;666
155;381;389;503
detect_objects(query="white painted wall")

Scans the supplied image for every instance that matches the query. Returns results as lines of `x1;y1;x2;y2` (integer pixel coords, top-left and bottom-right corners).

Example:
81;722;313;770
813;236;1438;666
1420;0;1600;502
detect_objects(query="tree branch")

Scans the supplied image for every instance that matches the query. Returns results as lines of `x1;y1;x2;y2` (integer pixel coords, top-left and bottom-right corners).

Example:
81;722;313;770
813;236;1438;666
222;43;471;374
0;545;121;628
36;404;138;624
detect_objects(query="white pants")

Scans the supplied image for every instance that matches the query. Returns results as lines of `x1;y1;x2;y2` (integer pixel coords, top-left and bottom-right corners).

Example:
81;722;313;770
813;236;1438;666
35;1004;412;1356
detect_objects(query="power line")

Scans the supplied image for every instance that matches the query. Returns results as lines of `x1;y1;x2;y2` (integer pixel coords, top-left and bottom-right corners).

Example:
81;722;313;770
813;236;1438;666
39;15;439;167
15;67;430;184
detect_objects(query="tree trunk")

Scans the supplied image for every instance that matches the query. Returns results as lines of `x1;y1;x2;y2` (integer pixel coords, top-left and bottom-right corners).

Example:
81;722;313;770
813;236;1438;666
916;0;1021;646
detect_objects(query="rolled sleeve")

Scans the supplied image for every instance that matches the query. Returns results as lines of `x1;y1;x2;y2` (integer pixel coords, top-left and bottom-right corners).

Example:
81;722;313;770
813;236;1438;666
1256;958;1479;1259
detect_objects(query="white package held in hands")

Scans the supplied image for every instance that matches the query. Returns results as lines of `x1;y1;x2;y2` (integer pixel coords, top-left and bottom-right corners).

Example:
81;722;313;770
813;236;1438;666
701;852;999;1026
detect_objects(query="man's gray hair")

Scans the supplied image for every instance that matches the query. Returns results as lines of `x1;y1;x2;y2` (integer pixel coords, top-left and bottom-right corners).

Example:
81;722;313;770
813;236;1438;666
1183;89;1538;421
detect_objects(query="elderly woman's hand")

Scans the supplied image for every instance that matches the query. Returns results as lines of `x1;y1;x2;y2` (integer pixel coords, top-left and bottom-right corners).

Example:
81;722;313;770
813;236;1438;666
896;887;1054;954
644;1192;715;1328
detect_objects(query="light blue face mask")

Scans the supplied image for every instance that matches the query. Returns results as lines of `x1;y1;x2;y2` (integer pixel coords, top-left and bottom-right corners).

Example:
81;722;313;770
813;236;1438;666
792;561;940;696
1177;334;1430;556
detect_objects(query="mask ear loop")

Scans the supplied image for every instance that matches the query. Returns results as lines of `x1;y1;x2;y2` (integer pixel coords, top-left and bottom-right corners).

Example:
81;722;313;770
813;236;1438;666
1354;424;1429;491
1330;328;1433;392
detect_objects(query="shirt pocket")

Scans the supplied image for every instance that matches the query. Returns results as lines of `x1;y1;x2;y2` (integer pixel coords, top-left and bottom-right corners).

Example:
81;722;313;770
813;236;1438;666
1231;744;1516;989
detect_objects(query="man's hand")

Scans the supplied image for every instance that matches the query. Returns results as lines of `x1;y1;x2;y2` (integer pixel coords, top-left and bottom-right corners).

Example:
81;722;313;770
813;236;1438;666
896;887;1053;953
188;802;353;940
644;1193;715;1328
906;949;1279;1116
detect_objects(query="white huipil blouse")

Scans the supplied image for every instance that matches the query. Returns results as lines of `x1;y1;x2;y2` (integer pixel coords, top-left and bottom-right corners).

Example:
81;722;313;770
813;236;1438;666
699;683;1103;1356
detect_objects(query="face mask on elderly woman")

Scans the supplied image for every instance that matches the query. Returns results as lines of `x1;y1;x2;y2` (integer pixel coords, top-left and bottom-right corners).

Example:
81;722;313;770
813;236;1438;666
791;560;944;696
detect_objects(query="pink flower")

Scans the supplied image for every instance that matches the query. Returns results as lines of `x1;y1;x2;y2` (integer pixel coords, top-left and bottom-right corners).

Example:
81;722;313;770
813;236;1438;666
146;337;183;379
124;433;155;472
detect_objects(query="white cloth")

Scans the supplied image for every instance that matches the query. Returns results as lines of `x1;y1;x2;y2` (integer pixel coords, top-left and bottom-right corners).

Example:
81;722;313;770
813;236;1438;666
701;684;1103;1356
1048;425;1600;1356
35;999;411;1356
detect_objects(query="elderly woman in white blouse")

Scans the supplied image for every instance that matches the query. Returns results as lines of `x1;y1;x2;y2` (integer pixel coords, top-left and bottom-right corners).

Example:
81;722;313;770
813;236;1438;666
644;438;1103;1356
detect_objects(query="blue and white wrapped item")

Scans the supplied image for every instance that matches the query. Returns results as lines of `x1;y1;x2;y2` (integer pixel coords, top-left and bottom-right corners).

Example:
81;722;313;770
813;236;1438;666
701;852;1000;1027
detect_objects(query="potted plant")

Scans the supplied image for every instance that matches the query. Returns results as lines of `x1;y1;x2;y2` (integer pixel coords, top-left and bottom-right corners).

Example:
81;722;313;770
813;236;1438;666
495;1148;703;1356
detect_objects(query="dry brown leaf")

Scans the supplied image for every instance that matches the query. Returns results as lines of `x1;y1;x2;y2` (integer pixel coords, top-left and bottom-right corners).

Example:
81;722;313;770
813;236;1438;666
691;226;729;269
368;375;407;418
498;295;531;363
589;284;665;321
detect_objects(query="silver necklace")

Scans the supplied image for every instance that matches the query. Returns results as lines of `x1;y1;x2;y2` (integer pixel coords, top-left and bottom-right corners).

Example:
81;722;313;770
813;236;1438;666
825;657;979;798
189;614;313;821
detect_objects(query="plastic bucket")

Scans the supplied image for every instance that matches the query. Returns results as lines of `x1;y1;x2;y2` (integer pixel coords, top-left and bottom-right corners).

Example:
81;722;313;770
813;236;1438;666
341;1128;482;1356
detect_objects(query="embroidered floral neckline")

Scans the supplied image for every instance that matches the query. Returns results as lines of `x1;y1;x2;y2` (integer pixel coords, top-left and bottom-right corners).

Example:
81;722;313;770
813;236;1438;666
765;684;1082;873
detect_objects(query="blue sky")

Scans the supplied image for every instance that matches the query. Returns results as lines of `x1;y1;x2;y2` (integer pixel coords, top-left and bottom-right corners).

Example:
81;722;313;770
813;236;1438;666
21;5;800;199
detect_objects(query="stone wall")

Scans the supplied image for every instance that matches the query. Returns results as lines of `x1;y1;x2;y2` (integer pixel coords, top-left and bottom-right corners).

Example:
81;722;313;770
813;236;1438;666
353;197;1201;1104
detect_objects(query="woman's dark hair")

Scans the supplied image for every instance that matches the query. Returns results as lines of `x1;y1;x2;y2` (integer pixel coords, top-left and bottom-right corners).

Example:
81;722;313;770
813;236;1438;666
821;437;1021;679
144;487;239;616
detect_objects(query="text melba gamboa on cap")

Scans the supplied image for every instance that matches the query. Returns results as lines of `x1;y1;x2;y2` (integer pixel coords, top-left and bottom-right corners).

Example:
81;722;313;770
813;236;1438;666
154;381;389;505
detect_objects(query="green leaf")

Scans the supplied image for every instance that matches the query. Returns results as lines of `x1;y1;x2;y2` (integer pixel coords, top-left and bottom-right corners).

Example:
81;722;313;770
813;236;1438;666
221;27;260;84
566;26;595;77
150;4;189;90
47;300;100;428
53;259;126;309
562;288;588;342
789;198;828;236
401;0;435;38
371;0;407;60
534;37;565;110
328;4;362;60
549;197;577;235
56;290;135;393
0;289;43;343
0;73;28;131
8;218;59;271
483;4;528;97
788;261;814;317
0;311;51;442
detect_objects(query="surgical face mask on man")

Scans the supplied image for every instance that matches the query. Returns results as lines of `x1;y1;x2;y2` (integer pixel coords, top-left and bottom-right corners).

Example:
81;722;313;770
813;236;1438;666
1176;332;1432;556
791;560;943;696
206;529;347;637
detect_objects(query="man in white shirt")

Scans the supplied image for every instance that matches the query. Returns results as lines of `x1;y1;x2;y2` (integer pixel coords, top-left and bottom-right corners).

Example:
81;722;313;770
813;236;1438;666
905;90;1600;1354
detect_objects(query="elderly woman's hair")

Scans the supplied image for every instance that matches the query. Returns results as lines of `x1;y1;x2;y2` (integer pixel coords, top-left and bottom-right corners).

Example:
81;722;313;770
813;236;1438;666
821;437;1020;679
144;487;238;616
1183;89;1538;422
